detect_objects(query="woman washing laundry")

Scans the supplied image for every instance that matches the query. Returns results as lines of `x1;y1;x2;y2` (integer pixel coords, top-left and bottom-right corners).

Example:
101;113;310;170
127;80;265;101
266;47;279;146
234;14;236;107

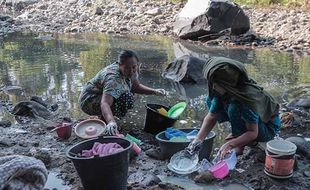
186;57;280;159
79;50;167;135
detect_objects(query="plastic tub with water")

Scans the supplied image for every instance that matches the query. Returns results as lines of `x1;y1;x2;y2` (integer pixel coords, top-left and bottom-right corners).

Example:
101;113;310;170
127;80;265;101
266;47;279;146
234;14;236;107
156;128;216;160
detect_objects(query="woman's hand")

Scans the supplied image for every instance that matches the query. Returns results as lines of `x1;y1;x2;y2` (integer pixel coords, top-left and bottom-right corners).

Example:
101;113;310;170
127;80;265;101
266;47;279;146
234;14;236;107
186;138;203;155
154;88;168;96
104;121;119;136
219;142;234;160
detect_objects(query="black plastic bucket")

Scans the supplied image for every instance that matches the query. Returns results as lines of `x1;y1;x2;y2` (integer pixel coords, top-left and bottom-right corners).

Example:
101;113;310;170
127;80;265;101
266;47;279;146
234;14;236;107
156;128;216;160
144;104;177;135
66;137;132;190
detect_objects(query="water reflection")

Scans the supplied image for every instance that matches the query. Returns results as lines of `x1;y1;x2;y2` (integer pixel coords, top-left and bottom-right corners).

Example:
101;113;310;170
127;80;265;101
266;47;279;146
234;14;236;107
0;33;309;134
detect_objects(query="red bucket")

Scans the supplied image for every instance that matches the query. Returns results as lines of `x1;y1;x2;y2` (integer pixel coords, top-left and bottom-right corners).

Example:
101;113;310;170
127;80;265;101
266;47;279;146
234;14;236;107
54;123;72;140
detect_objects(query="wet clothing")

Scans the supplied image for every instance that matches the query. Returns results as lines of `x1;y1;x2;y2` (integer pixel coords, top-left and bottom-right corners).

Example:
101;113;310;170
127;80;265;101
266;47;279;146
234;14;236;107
79;62;136;118
206;96;280;142
203;57;279;123
81;142;124;157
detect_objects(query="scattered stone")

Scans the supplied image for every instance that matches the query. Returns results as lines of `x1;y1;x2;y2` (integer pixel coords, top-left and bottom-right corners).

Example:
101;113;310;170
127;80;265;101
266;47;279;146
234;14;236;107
50;104;59;111
0;15;11;21
33;149;52;167
145;8;162;16
0;138;16;147
0;120;11;128
69;0;78;4
159;26;169;33
37;4;48;10
304;170;310;177
194;171;214;183
236;168;245;173
119;27;128;32
141;174;161;186
145;148;164;160
94;7;103;15
156;182;184;190
70;27;79;33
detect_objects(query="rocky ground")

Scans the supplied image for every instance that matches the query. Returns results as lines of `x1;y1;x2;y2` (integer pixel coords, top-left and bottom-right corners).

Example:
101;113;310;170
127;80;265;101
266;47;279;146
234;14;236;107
1;0;310;55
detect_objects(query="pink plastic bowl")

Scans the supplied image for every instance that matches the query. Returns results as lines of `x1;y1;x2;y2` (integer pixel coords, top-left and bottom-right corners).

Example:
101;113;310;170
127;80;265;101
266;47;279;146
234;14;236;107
209;160;229;179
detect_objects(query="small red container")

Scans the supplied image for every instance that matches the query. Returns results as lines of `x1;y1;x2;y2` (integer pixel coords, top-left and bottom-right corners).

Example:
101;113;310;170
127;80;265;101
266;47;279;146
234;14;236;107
55;123;72;139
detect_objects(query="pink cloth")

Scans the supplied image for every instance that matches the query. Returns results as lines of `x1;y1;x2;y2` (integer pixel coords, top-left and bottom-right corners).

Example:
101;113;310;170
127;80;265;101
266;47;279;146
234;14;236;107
81;142;124;157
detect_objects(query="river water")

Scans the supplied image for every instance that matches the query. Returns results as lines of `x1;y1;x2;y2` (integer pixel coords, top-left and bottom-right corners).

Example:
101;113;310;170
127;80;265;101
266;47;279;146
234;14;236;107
0;32;309;147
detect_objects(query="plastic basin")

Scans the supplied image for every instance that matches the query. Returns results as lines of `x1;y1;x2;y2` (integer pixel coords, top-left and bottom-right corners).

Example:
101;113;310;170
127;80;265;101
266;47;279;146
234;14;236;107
209;160;229;179
156;128;216;160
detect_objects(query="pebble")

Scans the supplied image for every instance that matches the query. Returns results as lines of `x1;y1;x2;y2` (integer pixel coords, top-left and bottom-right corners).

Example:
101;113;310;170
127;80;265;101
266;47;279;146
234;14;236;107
33;149;52;167
304;170;310;177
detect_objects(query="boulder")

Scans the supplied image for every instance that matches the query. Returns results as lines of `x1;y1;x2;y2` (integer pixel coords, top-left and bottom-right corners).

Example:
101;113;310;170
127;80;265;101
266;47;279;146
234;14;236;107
162;55;208;84
0;85;24;96
287;98;310;109
11;101;54;120
174;0;250;40
286;137;310;159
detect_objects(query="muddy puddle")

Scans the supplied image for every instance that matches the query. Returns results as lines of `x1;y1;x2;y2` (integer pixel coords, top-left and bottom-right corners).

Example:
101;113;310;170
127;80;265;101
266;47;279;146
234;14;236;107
158;175;252;190
45;172;70;190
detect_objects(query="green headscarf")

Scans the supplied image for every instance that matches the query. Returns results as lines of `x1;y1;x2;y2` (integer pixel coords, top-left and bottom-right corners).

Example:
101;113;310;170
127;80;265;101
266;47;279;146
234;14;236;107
203;57;279;123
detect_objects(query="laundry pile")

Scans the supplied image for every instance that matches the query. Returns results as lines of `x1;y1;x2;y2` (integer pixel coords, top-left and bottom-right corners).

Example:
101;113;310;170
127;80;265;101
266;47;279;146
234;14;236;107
81;142;124;157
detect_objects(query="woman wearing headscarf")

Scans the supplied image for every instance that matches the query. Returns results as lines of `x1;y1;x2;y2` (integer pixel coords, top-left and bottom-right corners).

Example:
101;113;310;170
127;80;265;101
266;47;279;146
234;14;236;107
186;57;280;159
79;50;167;135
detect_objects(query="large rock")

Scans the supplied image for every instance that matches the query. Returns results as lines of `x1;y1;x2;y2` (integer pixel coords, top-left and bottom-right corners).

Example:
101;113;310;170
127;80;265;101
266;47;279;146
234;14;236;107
285;137;310;159
162;55;208;84
287;98;310;109
174;0;250;40
0;85;24;96
11;101;54;120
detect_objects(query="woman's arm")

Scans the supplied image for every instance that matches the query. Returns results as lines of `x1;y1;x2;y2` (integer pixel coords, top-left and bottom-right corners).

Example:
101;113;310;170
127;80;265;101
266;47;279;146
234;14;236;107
187;112;218;154
131;79;158;95
100;93;115;123
196;112;218;140
220;123;258;158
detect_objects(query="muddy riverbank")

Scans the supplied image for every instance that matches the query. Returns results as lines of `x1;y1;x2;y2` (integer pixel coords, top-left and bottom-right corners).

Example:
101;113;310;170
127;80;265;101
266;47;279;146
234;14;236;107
1;0;310;55
0;103;309;190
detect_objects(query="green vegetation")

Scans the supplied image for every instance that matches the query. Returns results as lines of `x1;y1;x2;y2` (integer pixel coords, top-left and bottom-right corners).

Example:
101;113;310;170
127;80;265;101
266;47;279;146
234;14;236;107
235;0;308;8
165;0;309;8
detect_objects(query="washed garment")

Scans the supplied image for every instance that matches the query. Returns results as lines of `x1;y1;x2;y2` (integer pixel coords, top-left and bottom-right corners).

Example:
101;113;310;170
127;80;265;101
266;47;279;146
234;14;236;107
0;155;48;190
79;62;137;118
81;142;124;157
206;96;280;142
203;57;279;123
165;128;198;140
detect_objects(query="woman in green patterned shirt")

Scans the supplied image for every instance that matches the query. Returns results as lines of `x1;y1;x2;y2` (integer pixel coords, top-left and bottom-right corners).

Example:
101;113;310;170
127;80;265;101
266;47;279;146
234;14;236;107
79;50;167;135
